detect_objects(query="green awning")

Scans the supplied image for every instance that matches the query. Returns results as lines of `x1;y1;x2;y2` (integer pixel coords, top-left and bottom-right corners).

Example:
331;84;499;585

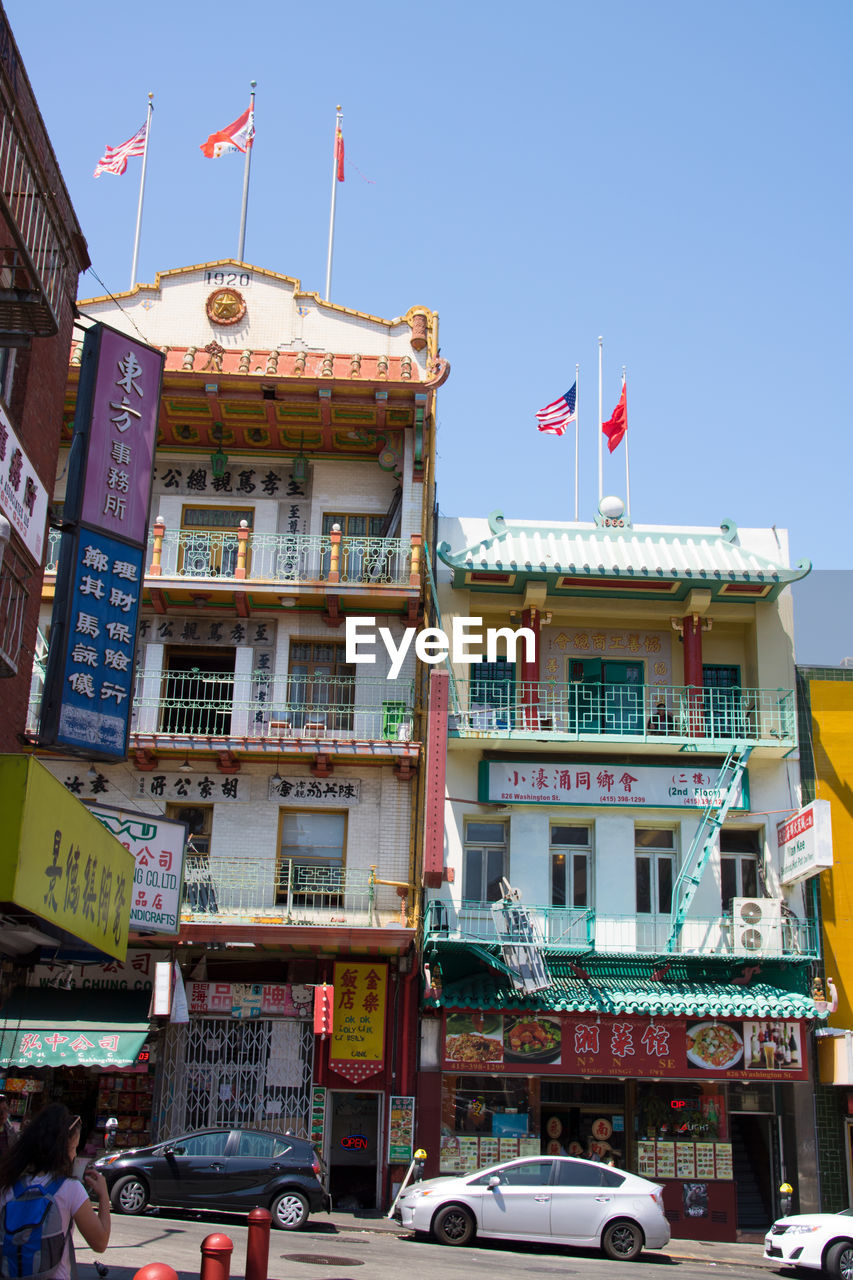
428;957;818;1020
0;988;151;1068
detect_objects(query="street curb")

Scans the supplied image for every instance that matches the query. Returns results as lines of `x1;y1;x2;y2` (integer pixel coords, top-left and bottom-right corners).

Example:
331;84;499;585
322;1216;775;1265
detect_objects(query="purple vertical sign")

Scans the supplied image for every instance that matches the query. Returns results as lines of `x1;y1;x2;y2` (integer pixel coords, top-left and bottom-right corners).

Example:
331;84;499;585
80;327;162;545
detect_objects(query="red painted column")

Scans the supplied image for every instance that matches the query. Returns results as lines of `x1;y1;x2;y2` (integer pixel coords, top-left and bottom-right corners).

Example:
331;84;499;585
423;669;448;888
200;1235;233;1280
682;615;705;736
521;607;541;728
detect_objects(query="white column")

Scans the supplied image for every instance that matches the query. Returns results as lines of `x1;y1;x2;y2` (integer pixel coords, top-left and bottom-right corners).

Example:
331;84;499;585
136;642;164;733
230;645;255;736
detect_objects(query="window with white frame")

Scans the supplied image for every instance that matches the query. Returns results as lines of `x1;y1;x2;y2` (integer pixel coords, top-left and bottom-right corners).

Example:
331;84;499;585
550;824;591;907
720;828;761;912
635;827;677;914
463;821;507;902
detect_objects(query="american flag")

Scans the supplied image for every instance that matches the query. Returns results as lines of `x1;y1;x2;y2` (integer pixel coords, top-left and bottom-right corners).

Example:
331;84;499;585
93;122;148;178
536;382;577;435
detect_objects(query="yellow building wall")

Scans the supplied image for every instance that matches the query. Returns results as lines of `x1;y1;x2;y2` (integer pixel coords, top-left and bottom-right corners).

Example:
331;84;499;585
810;680;853;1030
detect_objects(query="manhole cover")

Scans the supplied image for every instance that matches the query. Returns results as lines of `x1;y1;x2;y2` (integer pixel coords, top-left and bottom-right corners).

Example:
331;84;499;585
283;1255;364;1267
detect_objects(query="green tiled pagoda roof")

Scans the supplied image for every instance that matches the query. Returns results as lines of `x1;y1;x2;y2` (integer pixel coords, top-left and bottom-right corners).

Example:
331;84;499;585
437;512;810;601
429;957;817;1020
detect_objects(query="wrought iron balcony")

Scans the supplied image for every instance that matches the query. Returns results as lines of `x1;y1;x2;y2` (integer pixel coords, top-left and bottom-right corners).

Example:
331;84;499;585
424;899;819;961
450;679;796;748
45;528;420;589
182;857;405;928
132;671;414;741
27;664;415;744
0;115;76;336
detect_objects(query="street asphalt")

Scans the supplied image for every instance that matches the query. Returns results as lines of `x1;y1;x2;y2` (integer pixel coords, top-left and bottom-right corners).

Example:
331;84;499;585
73;1207;777;1279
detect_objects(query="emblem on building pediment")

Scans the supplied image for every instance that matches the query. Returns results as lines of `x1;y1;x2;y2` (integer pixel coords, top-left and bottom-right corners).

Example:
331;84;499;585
206;287;246;326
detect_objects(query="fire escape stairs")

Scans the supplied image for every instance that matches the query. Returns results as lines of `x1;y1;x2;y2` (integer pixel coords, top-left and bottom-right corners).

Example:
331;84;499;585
666;743;753;953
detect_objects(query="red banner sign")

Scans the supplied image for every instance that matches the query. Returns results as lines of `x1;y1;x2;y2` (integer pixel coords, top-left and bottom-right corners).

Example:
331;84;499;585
443;1011;807;1081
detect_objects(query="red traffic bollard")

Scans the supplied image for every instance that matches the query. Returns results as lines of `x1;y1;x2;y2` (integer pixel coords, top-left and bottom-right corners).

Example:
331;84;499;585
246;1207;272;1280
201;1232;234;1280
133;1267;179;1280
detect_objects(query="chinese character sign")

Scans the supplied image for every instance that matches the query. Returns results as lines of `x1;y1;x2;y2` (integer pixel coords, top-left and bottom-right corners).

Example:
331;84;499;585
79;327;164;545
89;806;187;935
0;401;48;562
0;755;134;960
479;760;748;810
47;533;144;756
439;1010;808;1081
329;962;388;1083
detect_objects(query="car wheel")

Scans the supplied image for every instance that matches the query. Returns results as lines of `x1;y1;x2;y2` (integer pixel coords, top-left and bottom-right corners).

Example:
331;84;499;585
826;1239;853;1280
110;1175;149;1216
433;1203;475;1247
601;1218;644;1262
271;1189;309;1230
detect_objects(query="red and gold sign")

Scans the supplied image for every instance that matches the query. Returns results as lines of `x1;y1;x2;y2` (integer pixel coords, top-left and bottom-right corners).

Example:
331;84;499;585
329;962;387;1083
205;288;246;326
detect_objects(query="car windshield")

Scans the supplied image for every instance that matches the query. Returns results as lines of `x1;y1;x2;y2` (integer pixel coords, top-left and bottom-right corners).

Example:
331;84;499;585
838;1209;853;1218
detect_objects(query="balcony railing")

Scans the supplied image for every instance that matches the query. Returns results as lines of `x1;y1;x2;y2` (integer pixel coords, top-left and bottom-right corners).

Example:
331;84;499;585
182;857;404;927
46;528;419;588
133;671;414;740
450;679;796;748
0;110;74;335
424;899;819;960
27;668;415;742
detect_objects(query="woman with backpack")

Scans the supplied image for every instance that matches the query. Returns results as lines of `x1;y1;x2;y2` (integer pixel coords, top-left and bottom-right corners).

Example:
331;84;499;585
0;1103;110;1279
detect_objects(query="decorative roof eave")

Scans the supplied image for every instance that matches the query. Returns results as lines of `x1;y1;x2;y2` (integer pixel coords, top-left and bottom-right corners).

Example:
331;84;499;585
426;969;818;1020
437;511;811;603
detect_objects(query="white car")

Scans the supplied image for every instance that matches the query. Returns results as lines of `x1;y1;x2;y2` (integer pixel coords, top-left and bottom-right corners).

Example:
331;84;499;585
395;1155;670;1261
765;1210;853;1279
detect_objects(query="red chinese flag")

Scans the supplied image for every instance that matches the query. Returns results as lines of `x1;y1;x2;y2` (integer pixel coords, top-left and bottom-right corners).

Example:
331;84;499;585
335;126;345;182
602;379;627;454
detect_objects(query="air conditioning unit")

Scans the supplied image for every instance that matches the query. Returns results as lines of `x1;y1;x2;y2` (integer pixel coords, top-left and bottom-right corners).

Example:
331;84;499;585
732;898;784;956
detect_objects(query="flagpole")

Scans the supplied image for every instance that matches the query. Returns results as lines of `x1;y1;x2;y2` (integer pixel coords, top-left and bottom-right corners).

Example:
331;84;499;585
597;336;603;504
622;367;631;521
573;361;580;521
237;81;256;263
325;105;342;300
129;93;154;291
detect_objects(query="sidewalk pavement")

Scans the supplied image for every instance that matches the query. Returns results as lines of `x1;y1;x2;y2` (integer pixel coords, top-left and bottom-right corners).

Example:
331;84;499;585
324;1210;774;1267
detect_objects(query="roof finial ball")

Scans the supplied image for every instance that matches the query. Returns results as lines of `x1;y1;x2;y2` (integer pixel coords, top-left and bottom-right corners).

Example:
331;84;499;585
598;496;625;521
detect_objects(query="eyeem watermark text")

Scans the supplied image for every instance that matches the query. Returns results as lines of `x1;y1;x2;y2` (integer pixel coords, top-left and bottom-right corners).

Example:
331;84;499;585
345;617;536;679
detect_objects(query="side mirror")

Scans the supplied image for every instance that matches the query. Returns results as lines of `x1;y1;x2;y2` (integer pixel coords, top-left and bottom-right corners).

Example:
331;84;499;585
488;1175;501;1189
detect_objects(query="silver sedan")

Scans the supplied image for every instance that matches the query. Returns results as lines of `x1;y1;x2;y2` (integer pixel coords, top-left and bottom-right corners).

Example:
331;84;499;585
396;1156;670;1261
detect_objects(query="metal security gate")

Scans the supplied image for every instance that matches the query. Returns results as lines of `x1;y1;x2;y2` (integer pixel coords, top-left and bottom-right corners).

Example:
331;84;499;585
156;1017;315;1141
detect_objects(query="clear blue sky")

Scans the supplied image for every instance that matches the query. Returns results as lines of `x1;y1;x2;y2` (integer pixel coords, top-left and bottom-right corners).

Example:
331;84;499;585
8;1;852;570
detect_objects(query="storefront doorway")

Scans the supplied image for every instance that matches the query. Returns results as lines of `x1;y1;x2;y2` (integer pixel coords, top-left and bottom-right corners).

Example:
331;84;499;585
326;1091;381;1210
730;1113;774;1230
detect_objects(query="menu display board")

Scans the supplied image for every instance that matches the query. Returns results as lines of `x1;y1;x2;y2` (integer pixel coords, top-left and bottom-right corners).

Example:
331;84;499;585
715;1143;733;1179
676;1143;697;1178
655;1143;676;1178
637;1141;657;1177
695;1143;716;1178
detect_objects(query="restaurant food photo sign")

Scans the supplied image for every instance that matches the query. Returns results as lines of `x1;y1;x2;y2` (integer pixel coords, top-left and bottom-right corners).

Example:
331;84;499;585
442;1012;807;1080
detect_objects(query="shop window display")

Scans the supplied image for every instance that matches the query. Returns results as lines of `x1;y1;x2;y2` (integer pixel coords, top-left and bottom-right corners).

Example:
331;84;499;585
634;1081;731;1182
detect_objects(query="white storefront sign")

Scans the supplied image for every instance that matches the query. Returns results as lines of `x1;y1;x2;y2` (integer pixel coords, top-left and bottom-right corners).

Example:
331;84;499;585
0;401;48;562
778;799;833;886
90;805;187;934
479;760;748;810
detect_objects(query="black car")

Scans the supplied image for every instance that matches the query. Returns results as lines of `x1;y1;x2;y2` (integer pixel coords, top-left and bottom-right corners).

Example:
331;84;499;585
93;1128;329;1230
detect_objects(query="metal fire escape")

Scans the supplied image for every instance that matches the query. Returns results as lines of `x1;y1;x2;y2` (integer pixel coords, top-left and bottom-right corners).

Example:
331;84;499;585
666;744;753;953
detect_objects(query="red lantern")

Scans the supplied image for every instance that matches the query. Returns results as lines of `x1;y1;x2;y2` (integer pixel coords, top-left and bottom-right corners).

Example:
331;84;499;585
313;983;334;1040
